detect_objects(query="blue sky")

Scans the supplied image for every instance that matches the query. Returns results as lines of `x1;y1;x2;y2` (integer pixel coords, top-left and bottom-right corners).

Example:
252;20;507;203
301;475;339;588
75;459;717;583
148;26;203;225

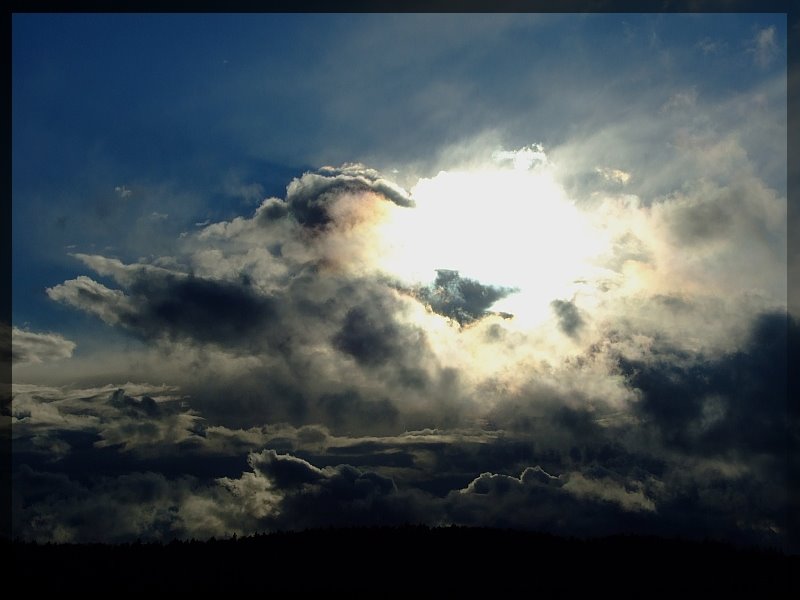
10;13;792;547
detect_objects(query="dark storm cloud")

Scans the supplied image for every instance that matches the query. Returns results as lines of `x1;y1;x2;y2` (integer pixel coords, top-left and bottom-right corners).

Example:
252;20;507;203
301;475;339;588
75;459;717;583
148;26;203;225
551;299;584;338
124;273;279;349
11;374;791;547
333;304;410;367
47;268;281;354
619;311;789;456
317;391;400;436
416;270;516;326
11;465;229;543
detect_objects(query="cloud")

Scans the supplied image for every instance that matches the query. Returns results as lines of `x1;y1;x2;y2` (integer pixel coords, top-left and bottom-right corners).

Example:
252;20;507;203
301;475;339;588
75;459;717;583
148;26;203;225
562;471;655;513
594;167;631;184
46;276;132;326
11;383;201;456
550;299;584;339
695;37;723;55
12;466;232;543
619;311;790;457
415;270;516;326
221;173;265;205
12;358;792;546
660;89;697;113
47;264;280;352
223;449;429;532
492;144;548;170
12;327;76;365
748;26;778;68
286;164;412;229
12;14;791;550
332;300;419;368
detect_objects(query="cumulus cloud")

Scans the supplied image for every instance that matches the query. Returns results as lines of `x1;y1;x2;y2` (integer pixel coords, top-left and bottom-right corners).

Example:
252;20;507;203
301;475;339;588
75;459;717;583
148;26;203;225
286;164;412;228
12;327;76;365
23;127;789;548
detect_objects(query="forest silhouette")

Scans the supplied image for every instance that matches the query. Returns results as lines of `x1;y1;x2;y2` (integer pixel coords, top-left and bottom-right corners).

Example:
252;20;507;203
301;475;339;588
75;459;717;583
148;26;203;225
12;526;798;593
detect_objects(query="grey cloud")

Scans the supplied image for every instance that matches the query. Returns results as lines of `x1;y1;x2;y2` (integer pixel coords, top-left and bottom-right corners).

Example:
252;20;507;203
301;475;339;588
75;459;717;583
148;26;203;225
12;393;791;547
48;265;280;354
12;466;235;543
286;164;412;228
220;450;434;532
332;296;425;369
249;449;324;489
416;270;516;326
255;197;289;223
443;465;650;536
12;327;76;365
317;391;400;436
125;273;279;349
12;384;202;455
551;299;584;339
618;311;790;457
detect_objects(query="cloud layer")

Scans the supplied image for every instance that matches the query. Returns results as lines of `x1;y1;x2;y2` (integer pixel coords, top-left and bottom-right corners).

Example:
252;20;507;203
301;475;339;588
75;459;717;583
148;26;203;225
11;152;792;546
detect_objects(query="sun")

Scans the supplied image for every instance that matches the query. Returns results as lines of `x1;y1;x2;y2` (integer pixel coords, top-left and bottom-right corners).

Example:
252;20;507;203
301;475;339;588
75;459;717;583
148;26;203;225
376;148;612;330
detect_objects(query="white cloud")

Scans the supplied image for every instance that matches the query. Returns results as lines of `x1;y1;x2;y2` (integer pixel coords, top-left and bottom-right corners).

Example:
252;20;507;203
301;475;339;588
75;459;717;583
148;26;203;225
491;144;548;170
12;327;76;365
46;275;133;326
594;167;631;184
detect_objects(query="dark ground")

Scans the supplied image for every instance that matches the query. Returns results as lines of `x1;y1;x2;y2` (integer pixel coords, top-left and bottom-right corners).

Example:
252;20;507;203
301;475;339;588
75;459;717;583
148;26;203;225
11;526;799;594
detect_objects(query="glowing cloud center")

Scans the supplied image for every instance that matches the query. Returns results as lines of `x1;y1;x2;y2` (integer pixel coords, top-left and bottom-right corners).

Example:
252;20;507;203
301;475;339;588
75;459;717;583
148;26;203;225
377;149;610;328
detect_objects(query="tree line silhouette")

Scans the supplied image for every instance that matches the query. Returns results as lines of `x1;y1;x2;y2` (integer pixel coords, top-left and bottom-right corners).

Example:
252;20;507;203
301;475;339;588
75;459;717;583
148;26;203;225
12;526;797;594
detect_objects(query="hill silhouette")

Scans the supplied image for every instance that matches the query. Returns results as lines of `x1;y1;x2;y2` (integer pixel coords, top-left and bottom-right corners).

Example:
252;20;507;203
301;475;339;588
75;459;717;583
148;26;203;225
11;526;798;593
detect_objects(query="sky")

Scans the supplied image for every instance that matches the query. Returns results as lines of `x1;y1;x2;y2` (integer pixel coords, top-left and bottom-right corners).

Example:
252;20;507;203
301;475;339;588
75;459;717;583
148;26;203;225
10;13;795;548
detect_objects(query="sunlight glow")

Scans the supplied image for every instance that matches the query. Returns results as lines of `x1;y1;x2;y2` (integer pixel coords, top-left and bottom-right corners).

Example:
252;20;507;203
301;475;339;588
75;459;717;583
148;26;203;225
377;149;612;329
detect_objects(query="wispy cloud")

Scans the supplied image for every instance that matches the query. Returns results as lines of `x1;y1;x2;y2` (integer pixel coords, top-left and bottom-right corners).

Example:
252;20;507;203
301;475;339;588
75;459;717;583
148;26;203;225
748;26;778;68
